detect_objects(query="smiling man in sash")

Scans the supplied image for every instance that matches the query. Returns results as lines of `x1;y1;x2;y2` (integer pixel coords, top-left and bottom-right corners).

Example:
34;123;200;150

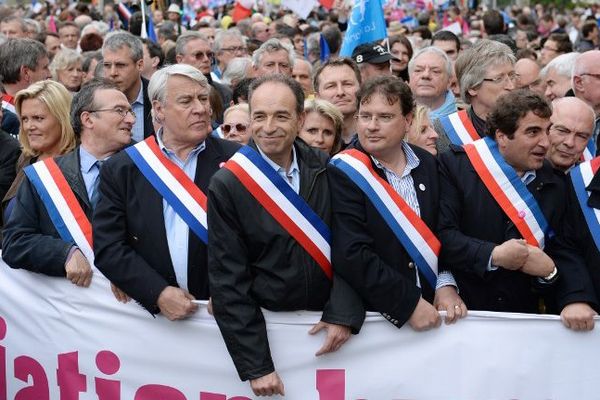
93;64;239;318
208;74;364;397
329;76;465;334
3;79;134;287
438;89;566;313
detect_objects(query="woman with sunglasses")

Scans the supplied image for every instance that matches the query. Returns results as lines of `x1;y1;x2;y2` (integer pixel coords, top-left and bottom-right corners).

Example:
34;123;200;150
221;103;251;144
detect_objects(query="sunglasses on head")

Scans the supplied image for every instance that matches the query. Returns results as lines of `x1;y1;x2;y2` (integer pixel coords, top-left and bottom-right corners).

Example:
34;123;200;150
222;123;247;134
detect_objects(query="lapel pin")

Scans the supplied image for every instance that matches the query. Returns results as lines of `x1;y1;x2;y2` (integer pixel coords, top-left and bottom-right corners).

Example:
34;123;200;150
419;183;426;191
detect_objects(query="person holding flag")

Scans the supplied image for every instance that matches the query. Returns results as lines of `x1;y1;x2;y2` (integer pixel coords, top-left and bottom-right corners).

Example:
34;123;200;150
339;0;387;57
329;76;466;331
437;89;568;314
208;74;364;397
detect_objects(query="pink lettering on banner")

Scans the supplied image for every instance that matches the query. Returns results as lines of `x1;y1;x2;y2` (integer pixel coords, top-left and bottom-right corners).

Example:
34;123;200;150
57;351;87;400
95;350;121;400
14;355;49;400
316;369;345;400
135;384;187;400
200;393;250;400
0;317;6;400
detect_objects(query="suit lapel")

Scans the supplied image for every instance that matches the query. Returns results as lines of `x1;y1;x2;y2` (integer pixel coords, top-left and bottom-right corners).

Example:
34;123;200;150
58;148;93;220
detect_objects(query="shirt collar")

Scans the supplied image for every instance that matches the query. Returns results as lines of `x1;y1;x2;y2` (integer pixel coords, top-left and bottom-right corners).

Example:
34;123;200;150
79;146;101;173
371;141;420;178
155;128;206;161
257;144;299;175
521;170;536;185
132;80;144;106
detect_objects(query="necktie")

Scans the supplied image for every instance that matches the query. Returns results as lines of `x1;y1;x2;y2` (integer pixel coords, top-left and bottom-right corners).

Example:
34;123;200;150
90;160;104;210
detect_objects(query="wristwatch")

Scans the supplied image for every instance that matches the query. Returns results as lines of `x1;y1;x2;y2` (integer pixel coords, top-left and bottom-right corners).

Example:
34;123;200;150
542;266;558;282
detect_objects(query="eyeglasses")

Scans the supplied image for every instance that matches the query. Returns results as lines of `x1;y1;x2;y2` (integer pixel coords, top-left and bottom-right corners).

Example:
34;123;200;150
482;72;517;85
88;108;136;119
542;45;559;52
191;51;214;60
220;46;247;53
355;113;398;124
580;72;600;80
222;123;248;134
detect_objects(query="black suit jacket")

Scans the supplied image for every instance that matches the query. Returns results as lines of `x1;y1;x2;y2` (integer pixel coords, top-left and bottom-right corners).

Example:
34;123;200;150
141;77;155;139
3;148;90;276
0;130;20;201
93;135;240;314
329;142;440;328
437;144;568;313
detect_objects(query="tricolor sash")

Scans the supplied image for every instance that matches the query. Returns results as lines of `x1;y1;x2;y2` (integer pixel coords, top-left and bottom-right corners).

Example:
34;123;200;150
224;146;332;280
125;137;209;244
330;149;439;288
463;136;550;248
570;157;600;252
438;110;480;146
24;158;94;263
1;93;15;114
582;138;597;162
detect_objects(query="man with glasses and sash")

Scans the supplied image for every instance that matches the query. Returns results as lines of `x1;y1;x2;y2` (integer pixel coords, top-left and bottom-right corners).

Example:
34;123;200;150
329;76;466;334
93;64;239;318
3;79;133;291
438;89;566;314
208;74;364;397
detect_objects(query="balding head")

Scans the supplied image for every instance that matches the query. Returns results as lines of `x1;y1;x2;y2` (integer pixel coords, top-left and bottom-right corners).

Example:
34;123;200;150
514;58;543;95
547;96;596;171
572;50;600;113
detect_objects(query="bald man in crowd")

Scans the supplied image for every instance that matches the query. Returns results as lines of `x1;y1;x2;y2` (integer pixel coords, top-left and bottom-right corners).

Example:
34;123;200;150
514;58;544;96
572;50;600;154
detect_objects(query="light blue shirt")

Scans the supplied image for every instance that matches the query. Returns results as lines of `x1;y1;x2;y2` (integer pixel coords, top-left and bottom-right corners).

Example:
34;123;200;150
131;81;145;143
257;144;300;194
79;146;104;202
156;130;206;291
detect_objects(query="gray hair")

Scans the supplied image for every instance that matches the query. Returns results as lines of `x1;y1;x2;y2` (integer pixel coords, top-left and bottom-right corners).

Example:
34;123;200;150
102;31;143;62
252;38;295;69
540;52;579;79
455;39;516;103
23;19;41;35
148;63;208;107
175;31;208;56
214;28;245;52
408;46;453;77
81;21;110;38
222;57;252;85
0;38;48;84
0;16;27;33
50;49;83;80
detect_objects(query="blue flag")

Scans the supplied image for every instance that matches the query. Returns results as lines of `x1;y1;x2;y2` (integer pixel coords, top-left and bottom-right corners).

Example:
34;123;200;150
339;0;387;57
320;34;331;63
146;10;157;43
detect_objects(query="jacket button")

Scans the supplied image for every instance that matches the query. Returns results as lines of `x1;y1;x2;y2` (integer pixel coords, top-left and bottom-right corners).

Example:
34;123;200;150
408;262;415;269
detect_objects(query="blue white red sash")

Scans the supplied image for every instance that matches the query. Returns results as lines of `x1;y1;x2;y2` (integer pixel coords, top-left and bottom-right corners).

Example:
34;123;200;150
463;136;550;248
224;146;332;280
570;157;600;252
438;110;480;146
582;138;597;162
125;137;209;244
330;149;439;288
1;94;15;114
117;2;132;20
24;158;94;262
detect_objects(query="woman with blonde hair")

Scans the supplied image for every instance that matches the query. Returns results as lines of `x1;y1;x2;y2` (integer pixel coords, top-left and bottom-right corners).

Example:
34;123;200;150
299;98;343;156
2;80;76;221
406;105;439;156
221;103;251;144
50;49;84;93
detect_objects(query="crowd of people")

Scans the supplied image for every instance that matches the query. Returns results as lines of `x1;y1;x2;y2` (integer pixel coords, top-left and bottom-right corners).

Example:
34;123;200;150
0;0;600;396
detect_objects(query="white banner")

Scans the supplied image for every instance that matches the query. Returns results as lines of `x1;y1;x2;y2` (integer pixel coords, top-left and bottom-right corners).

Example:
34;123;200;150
1;256;600;399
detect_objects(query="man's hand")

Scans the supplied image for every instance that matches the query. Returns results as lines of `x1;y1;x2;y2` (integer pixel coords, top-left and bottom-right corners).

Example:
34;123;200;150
65;249;93;287
111;283;130;303
561;302;597;331
520;245;555;277
250;371;285;397
408;297;441;331
434;286;468;324
309;321;351;356
491;238;529;270
157;286;198;321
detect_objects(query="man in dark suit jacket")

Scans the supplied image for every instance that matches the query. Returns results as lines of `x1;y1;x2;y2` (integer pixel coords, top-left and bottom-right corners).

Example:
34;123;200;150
438;90;565;314
0;107;21;200
94;64;239;318
329;76;465;332
3;79;134;286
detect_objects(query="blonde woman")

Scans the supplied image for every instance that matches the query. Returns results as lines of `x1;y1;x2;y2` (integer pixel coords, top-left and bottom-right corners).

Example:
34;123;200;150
221;103;251;144
407;105;439;156
299;98;343;156
2;80;76;221
50;49;84;93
